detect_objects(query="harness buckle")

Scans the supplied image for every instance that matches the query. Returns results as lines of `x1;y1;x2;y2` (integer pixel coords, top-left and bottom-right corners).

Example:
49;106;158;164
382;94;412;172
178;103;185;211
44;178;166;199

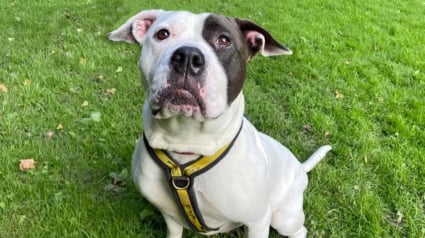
172;176;191;190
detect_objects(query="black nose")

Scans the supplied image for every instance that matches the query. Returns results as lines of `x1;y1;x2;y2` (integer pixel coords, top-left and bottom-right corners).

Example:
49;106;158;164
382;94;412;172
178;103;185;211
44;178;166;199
170;46;205;75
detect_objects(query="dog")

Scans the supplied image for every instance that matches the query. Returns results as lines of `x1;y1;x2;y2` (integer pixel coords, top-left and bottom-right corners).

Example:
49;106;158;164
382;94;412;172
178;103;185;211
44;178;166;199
108;10;332;238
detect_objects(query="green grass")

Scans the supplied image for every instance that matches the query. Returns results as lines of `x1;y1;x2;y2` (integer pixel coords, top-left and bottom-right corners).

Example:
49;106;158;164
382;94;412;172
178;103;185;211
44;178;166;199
1;0;424;237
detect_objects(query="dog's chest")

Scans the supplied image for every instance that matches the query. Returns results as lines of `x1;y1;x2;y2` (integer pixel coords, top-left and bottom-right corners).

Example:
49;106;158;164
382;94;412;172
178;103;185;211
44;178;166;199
134;153;239;231
132;134;272;231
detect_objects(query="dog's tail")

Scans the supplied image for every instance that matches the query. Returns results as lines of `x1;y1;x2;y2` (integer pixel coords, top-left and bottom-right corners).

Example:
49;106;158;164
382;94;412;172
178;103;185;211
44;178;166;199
302;145;332;172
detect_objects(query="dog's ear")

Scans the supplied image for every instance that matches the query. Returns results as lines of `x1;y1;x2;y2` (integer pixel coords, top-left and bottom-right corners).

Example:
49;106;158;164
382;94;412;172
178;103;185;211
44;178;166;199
235;18;292;58
108;10;163;44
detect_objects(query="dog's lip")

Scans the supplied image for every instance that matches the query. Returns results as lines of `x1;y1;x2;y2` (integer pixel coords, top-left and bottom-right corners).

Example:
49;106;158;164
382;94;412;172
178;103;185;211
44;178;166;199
158;88;200;106
152;86;206;115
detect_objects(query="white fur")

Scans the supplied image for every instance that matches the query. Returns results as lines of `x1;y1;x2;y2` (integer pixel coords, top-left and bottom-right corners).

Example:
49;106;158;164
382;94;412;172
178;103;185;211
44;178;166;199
130;12;229;120
133;95;331;238
109;10;332;238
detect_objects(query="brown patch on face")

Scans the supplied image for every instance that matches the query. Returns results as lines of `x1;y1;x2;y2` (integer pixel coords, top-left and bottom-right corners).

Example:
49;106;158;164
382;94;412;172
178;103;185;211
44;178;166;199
202;14;250;105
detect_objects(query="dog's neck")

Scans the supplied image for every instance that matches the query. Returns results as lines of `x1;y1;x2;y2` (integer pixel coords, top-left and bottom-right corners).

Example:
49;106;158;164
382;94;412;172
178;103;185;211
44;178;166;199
143;93;245;157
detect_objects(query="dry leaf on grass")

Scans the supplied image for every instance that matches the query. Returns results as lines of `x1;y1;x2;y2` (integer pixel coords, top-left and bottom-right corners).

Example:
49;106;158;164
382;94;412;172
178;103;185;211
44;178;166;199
324;131;331;138
105;172;126;193
56;123;64;130
303;124;314;132
90;112;101;122
335;90;344;99
0;84;8;93
19;159;36;171
96;75;104;82
106;88;117;95
45;130;54;139
387;211;404;227
80;111;102;123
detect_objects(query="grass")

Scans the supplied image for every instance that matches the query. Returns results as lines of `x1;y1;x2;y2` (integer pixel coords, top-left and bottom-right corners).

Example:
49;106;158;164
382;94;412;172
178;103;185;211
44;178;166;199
0;0;424;237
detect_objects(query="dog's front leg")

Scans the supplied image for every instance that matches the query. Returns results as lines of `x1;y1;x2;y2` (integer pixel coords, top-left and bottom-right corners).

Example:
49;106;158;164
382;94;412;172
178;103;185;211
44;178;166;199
163;214;183;238
243;209;272;238
244;223;271;238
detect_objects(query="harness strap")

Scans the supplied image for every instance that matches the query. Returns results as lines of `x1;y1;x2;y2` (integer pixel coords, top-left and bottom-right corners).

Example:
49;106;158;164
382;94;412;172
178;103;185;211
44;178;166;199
143;123;242;232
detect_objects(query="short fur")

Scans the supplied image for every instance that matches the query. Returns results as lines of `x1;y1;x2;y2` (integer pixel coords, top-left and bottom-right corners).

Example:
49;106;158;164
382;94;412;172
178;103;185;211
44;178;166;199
108;10;331;238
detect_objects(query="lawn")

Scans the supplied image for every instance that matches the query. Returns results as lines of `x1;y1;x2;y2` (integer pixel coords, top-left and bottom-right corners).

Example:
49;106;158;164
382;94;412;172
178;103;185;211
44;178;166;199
1;0;424;237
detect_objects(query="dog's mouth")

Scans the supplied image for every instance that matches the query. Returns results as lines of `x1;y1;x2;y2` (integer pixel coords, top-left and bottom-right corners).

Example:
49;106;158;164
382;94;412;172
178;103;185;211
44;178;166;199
151;86;206;118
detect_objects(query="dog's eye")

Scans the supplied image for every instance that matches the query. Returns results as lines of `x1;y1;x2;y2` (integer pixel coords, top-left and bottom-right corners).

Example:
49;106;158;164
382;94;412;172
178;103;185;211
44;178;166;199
155;29;170;41
216;34;232;47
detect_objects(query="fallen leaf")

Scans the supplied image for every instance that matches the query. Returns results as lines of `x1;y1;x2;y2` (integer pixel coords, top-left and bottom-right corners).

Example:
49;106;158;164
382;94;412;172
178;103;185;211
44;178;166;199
387;211;405;227
81;111;102;123
345;60;350;65
106;88;117;95
19;159;36;171
18;215;27;224
115;66;123;73
45;130;54;139
90;111;101;122
81;100;89;107
25;128;32;137
56;123;63;130
105;172;126;193
69;86;81;94
324;131;331;138
68;131;77;139
109;172;126;187
0;84;8;93
303;124;313;132
396;211;404;224
335;90;344;99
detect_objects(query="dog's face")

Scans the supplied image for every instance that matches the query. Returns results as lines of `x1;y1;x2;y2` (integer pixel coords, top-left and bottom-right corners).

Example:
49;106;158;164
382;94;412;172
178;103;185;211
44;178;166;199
109;10;292;121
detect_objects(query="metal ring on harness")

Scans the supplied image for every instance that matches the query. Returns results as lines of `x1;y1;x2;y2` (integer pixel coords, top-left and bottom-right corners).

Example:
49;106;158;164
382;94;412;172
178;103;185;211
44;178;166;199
172;176;191;190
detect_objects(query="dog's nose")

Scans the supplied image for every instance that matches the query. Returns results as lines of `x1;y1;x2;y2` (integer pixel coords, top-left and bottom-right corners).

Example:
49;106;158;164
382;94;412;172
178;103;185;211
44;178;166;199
171;46;205;75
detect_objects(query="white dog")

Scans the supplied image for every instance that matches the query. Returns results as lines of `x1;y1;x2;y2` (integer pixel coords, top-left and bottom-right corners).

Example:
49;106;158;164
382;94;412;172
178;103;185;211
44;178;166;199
108;10;332;238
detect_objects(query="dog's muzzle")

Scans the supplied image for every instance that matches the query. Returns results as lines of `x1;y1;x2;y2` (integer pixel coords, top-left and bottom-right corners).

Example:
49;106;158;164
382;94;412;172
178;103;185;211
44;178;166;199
151;46;208;118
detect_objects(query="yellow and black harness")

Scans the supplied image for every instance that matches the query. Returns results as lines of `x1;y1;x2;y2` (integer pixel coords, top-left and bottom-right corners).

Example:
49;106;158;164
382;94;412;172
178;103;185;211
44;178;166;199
143;124;242;232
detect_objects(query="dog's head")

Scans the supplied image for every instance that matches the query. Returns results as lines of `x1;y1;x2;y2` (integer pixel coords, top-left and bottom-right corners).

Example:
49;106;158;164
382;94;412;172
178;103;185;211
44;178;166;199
109;10;291;121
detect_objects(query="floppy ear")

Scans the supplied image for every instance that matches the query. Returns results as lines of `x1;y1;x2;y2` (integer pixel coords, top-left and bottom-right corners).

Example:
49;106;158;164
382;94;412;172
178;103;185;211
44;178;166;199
235;18;292;58
108;10;163;44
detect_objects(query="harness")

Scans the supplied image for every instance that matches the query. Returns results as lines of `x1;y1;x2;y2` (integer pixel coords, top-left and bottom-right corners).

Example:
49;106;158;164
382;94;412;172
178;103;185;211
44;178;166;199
143;124;242;232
